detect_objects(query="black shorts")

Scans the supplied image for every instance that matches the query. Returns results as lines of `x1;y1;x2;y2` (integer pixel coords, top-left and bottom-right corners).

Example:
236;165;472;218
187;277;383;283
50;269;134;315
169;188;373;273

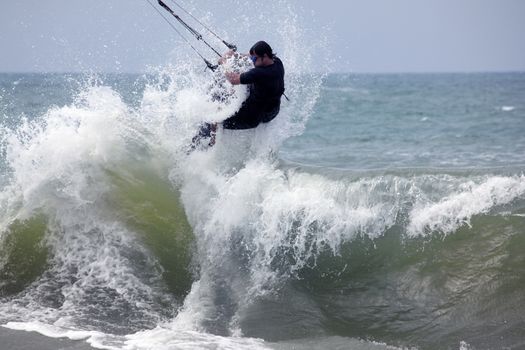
222;100;280;130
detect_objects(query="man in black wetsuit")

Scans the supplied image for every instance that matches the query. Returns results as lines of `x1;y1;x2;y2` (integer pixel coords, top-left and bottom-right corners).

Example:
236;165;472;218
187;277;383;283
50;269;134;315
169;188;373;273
222;41;285;129
194;41;285;147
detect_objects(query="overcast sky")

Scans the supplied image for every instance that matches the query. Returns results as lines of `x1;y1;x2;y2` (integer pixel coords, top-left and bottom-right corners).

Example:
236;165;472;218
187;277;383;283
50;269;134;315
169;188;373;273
1;0;524;73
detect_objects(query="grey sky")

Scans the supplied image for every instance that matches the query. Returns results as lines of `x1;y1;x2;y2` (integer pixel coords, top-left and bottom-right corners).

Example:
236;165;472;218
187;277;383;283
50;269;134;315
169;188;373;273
1;0;524;73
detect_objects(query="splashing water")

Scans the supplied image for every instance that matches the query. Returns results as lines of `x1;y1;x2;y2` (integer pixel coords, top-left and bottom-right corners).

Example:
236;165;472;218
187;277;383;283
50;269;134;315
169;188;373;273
0;1;331;349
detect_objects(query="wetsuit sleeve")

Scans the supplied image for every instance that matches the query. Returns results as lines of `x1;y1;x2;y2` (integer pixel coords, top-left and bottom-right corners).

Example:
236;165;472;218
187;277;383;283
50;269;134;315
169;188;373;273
240;68;262;85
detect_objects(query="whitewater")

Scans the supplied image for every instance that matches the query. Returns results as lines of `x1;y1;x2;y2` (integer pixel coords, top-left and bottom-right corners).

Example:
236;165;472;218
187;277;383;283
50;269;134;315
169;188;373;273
1;2;525;350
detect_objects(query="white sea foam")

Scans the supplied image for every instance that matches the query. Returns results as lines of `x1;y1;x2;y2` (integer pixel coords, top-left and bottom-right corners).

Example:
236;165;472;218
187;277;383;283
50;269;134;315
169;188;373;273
408;175;525;236
0;78;219;344
4;321;110;343
123;327;269;350
174;155;408;333
4;321;270;350
501;106;515;112
459;341;474;350
1;85;129;221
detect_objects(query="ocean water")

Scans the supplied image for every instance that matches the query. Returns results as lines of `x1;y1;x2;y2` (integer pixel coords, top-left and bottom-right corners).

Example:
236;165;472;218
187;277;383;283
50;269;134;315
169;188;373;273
1;10;525;350
1;70;523;350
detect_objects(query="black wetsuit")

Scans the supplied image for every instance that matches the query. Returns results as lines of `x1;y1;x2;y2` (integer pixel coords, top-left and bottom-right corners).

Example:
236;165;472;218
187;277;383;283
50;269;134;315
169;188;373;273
222;57;285;129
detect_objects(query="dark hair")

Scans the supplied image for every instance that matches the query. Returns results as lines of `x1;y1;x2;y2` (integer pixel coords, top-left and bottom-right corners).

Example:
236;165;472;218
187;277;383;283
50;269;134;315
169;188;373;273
249;41;275;58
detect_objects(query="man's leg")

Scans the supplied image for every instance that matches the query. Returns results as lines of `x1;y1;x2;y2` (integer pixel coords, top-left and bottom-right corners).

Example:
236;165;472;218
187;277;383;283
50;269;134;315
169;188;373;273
190;122;217;150
222;101;261;130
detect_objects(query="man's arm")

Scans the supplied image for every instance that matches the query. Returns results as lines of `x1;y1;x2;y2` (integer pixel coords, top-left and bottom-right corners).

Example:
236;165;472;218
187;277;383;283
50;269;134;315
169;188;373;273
225;72;241;85
218;50;235;65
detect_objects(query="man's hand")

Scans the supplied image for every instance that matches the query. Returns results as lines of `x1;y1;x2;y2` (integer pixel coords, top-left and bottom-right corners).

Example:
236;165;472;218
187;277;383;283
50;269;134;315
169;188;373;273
225;72;241;85
218;50;236;65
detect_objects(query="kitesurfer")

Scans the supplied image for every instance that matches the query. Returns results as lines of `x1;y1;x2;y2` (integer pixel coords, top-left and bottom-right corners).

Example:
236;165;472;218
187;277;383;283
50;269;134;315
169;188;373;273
222;41;285;129
194;41;285;147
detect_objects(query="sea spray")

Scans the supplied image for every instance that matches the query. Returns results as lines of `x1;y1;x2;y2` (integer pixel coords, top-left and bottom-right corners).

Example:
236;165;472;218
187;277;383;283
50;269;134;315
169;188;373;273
0;82;186;334
408;175;525;236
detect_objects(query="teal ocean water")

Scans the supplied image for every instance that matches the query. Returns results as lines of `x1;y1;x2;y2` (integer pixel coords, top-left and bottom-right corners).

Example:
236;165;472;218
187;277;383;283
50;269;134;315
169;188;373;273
283;73;525;170
0;70;524;350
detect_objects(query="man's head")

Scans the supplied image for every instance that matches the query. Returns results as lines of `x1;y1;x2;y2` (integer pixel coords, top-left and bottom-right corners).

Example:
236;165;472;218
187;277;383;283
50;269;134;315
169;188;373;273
249;41;274;67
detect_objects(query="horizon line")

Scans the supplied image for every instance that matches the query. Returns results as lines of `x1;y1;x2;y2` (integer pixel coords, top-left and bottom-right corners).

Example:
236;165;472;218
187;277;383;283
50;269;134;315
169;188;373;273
1;69;524;75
